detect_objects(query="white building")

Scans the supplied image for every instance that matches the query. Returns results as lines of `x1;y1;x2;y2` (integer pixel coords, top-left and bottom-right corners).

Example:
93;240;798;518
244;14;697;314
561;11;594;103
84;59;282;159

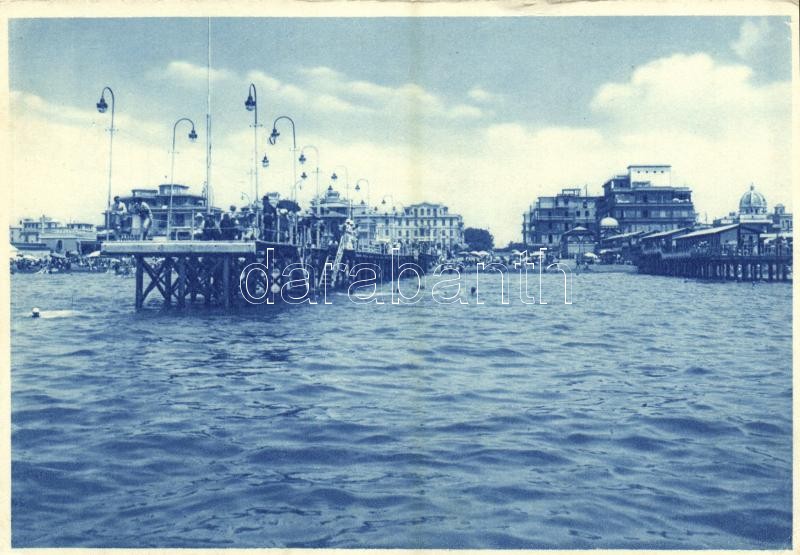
358;201;464;255
312;188;465;254
628;164;672;187
10;216;97;254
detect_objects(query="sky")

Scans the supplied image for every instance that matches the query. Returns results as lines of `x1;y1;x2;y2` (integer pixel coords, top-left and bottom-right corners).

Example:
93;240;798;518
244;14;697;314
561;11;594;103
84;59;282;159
7;16;794;245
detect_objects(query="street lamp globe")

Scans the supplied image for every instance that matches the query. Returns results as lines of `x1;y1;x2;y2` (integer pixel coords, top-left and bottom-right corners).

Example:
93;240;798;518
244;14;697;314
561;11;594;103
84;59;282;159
262;155;269;168
269;127;279;144
331;172;338;181
355;183;361;192
96;96;108;113
245;93;255;111
301;171;308;180
298;153;307;165
188;128;198;141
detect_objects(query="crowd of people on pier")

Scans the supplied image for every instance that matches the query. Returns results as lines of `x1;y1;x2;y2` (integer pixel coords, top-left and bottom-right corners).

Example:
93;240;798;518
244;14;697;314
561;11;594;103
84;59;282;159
109;196;153;239
107;194;298;243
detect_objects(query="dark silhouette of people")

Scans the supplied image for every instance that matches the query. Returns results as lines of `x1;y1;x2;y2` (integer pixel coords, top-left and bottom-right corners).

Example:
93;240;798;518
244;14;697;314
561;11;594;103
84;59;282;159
220;213;237;241
202;213;221;241
262;195;277;242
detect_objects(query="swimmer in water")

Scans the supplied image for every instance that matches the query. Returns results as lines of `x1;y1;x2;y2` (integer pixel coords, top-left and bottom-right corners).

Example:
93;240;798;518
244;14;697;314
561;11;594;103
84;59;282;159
470;286;477;296
31;307;40;318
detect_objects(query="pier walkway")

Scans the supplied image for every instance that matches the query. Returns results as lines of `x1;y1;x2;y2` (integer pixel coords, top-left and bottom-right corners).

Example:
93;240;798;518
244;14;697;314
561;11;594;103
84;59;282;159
636;251;792;282
102;240;438;310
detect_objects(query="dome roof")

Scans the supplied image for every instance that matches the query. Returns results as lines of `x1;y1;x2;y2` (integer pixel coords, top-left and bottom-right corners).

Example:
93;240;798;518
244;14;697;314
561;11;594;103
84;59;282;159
600;216;619;228
739;184;767;215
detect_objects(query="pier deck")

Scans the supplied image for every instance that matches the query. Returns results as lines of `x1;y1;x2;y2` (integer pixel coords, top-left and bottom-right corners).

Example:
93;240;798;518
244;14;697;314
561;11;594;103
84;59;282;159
102;240;438;310
636;252;792;282
102;240;257;256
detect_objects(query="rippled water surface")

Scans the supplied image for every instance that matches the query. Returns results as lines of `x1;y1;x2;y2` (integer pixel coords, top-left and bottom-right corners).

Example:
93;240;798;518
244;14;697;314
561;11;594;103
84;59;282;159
10;271;792;548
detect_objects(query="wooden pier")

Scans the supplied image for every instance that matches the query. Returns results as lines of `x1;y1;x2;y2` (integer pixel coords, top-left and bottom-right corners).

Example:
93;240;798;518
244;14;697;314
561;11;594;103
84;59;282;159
102;240;438;310
636;251;792;282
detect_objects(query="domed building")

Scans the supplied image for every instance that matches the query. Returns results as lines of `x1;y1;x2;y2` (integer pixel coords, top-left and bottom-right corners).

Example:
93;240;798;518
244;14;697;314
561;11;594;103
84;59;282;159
734;183;775;232
713;183;792;233
599;216;619;239
599;216;619;229
739;184;768;217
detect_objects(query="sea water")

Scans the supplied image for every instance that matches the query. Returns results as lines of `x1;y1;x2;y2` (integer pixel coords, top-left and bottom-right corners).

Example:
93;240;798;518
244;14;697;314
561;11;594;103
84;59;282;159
10;271;792;548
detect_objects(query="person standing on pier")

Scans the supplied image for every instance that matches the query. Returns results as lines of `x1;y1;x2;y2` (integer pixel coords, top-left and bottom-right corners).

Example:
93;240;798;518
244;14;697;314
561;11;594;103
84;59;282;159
226;205;242;240
193;214;205;240
220;212;237;240
111;196;127;238
134;200;152;240
262;195;277;242
202;213;221;241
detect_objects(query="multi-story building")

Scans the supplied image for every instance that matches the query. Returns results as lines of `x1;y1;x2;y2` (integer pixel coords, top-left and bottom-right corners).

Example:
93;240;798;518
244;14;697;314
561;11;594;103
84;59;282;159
309;185;351;246
523;187;599;249
11;216;63;244
595;165;695;234
773;204;793;233
40;222;97;254
391;202;464;254
712;184;792;233
312;188;464;254
115;183;218;239
9;223;24;243
10;217;97;254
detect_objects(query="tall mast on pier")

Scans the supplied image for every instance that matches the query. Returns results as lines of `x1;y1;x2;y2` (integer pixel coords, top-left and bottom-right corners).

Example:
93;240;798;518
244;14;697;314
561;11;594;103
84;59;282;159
205;17;213;213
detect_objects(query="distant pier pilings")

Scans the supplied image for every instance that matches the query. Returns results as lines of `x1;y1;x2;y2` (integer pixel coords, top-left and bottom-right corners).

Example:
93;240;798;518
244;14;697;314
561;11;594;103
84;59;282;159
636;251;792;282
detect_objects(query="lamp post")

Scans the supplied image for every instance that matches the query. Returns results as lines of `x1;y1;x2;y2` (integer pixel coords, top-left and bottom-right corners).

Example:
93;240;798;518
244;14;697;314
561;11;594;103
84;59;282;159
269;116;297;200
330;165;350;218
244;84;264;205
168;117;198;239
354;179;371;210
299;145;320;246
96;86;115;241
355;179;371;245
288;174;307;245
255;154;270;238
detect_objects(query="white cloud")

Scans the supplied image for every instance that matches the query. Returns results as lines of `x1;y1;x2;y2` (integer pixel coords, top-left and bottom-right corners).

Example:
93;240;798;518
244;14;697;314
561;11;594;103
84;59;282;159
467;86;503;104
731;19;771;60
591;53;789;135
447;104;483;119
589;51;791;219
8;51;792;247
160;60;235;83
296;65;486;122
298;66;344;81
